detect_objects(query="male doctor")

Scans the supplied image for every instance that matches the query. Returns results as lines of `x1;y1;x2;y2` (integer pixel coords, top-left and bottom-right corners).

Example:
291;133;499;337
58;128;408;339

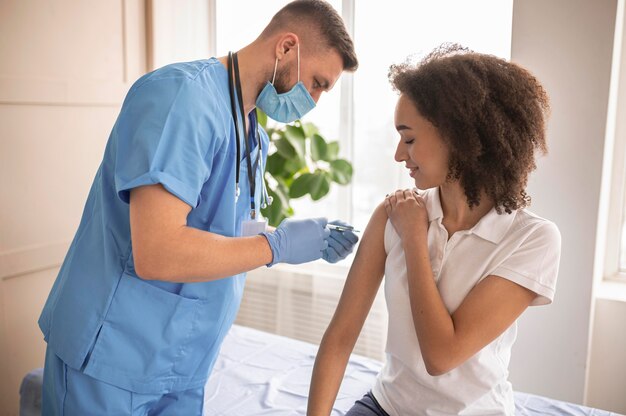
38;1;359;414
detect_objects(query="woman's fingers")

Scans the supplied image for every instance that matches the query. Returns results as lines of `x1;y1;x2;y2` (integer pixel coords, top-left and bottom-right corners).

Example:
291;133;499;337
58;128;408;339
384;195;393;216
385;188;418;208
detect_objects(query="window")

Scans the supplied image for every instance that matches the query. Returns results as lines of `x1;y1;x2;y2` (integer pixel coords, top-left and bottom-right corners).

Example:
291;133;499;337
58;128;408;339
602;4;626;282
349;1;513;229
215;0;514;231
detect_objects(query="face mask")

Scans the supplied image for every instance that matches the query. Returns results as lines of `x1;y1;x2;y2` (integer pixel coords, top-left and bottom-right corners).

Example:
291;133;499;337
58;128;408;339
256;44;316;123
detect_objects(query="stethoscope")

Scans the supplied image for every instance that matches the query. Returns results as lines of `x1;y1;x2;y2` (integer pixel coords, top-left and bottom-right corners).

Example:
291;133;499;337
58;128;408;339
227;51;272;219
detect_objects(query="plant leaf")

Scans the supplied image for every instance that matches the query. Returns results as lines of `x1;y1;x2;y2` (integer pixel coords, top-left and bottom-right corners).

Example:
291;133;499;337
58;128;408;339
256;109;268;129
301;122;319;138
275;137;297;159
284;155;306;174
309;173;331;201
329;159;353;185
266;153;287;176
311;133;328;162
289;173;315;198
261;187;284;227
285;124;306;140
262;182;293;227
285;125;306;157
274;181;290;208
325;141;340;161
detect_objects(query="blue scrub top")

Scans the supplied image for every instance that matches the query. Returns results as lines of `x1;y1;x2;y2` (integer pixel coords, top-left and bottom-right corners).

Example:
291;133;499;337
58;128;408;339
38;58;269;394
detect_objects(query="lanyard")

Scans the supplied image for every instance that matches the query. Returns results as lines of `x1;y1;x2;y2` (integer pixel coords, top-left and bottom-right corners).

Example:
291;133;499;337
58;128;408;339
227;51;261;219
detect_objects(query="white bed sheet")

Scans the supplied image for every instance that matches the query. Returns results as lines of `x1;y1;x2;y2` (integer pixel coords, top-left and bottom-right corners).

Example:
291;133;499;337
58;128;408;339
20;325;622;415
203;325;622;416
204;325;380;415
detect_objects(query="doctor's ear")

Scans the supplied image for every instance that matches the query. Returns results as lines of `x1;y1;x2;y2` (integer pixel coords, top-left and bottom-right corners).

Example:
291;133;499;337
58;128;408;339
275;33;299;58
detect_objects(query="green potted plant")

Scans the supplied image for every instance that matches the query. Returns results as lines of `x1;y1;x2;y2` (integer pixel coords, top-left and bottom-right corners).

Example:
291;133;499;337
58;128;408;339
258;111;354;226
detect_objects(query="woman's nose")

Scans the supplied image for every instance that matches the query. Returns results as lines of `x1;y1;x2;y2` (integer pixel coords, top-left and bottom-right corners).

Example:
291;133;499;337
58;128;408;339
394;142;406;162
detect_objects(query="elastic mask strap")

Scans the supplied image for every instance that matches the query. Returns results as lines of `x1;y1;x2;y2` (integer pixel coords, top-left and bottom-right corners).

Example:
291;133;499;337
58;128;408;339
271;43;300;85
271;58;278;85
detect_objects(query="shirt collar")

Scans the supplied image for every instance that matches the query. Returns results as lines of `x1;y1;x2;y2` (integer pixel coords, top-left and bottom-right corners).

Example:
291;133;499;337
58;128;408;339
471;206;517;244
423;187;444;223
424;187;517;244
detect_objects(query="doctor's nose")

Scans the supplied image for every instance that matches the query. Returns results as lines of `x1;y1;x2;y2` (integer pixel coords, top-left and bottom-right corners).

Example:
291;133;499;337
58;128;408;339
310;89;322;103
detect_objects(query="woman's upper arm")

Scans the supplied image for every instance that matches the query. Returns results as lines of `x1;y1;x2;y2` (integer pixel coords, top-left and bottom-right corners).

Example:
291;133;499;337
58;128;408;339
448;275;536;364
324;203;388;342
447;222;560;365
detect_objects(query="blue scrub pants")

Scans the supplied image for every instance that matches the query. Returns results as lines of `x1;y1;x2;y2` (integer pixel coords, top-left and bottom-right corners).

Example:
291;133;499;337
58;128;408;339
42;347;205;415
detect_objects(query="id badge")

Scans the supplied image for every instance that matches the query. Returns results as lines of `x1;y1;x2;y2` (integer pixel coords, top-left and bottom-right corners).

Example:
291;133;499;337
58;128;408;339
241;219;267;236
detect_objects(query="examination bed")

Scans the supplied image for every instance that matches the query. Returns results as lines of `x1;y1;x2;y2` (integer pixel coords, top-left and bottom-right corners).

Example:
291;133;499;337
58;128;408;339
20;325;620;415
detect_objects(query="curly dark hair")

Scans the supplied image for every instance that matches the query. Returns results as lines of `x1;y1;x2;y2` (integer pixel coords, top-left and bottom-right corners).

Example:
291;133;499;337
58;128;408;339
389;43;550;213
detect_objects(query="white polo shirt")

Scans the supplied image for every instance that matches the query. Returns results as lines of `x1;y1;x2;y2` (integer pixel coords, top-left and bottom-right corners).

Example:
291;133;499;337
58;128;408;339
372;187;561;416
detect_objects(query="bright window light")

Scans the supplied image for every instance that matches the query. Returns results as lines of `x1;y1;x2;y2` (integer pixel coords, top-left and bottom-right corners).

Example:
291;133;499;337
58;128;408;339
215;1;513;230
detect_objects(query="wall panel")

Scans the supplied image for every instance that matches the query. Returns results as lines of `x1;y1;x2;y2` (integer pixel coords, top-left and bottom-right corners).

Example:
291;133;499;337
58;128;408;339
0;1;147;414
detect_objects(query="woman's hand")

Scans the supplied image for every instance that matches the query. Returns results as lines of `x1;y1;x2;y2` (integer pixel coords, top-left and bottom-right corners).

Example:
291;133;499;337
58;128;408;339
384;189;429;243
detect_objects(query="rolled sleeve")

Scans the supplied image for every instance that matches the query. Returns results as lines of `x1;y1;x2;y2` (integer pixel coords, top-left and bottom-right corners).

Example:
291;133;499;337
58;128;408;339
117;171;199;208
113;76;220;208
491;221;561;306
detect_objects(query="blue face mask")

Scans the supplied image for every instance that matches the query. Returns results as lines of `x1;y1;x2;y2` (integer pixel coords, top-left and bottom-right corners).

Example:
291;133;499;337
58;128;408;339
256;44;316;123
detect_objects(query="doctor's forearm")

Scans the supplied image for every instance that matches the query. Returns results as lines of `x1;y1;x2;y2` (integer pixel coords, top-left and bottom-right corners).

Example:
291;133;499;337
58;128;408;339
133;226;273;282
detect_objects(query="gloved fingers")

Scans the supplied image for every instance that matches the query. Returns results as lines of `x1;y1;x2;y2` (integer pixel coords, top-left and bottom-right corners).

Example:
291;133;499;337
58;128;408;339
334;229;358;245
311;217;330;239
323;247;340;263
328;219;359;245
346;231;359;244
328;232;352;253
267;217;331;265
327;235;350;255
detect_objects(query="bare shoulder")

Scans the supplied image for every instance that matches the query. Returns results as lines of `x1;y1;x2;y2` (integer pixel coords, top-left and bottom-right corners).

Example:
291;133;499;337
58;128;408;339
345;201;388;270
369;201;389;231
356;201;388;249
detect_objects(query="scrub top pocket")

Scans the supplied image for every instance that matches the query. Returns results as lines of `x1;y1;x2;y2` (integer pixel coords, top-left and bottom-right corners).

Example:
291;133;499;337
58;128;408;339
83;272;217;394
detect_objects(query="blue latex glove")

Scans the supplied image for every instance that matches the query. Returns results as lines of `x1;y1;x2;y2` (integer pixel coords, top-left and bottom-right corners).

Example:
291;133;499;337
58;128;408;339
261;217;330;266
323;220;359;263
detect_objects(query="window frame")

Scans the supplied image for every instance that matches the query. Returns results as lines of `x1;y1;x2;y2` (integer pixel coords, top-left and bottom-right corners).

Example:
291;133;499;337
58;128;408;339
600;0;626;284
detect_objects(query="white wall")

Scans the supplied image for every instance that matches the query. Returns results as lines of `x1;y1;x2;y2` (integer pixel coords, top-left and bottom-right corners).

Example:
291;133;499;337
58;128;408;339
587;299;626;412
0;1;147;415
509;0;617;405
587;0;626;412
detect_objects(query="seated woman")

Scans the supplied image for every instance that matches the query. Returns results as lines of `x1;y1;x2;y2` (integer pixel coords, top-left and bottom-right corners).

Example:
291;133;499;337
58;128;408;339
307;43;561;416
